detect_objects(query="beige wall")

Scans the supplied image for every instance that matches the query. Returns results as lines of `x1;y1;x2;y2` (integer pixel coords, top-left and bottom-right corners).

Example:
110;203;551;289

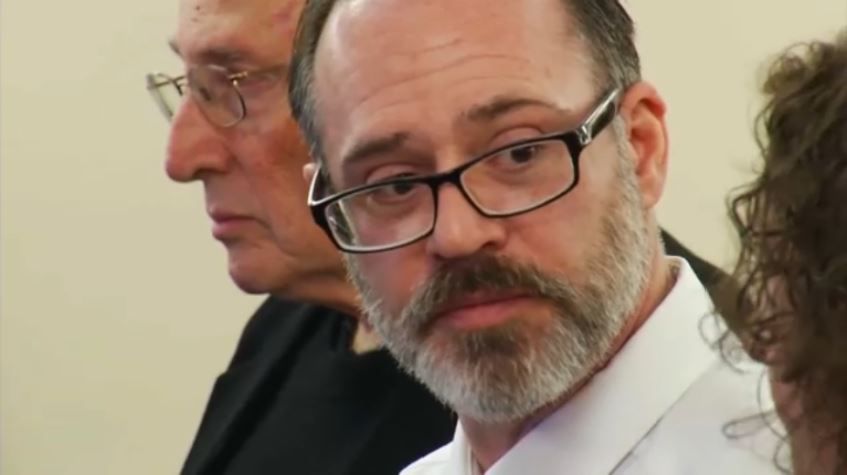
633;1;846;267
1;1;844;474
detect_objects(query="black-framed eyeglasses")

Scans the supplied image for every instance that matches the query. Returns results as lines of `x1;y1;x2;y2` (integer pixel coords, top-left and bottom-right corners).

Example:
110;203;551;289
308;88;621;254
145;63;287;128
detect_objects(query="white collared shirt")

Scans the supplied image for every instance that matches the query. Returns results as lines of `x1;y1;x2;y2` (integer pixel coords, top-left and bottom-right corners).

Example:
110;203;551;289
402;258;783;475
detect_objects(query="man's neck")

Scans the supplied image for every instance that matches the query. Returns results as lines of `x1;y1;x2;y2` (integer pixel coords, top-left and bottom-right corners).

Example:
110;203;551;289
462;244;675;472
302;275;382;354
351;322;382;354
460;405;564;473
272;272;382;354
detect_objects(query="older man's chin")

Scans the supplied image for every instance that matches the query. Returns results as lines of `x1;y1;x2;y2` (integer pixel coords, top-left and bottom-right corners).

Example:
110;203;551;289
224;244;291;295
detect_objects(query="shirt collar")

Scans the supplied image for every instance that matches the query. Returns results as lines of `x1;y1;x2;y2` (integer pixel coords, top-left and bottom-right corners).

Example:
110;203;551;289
447;258;718;475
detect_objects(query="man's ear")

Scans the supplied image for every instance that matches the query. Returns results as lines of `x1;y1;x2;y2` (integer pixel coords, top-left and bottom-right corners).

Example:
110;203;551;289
617;81;669;209
303;162;317;185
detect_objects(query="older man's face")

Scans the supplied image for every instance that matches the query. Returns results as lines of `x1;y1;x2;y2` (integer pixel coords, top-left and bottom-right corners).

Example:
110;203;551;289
308;0;659;421
165;0;340;295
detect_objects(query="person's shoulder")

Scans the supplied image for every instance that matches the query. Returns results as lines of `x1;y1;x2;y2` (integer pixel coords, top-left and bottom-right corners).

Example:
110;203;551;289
226;296;347;369
620;359;784;474
399;443;454;475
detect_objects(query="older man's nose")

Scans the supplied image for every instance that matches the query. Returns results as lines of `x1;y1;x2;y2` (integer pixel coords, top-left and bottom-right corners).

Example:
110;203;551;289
165;99;231;182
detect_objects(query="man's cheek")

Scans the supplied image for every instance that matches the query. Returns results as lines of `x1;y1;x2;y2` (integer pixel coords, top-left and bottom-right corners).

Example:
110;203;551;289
367;262;408;311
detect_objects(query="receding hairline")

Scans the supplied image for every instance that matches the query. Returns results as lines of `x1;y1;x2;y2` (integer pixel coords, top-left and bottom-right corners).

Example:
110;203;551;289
288;0;640;164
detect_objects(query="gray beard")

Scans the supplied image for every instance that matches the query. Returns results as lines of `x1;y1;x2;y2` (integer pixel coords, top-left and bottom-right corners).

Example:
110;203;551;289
346;158;652;423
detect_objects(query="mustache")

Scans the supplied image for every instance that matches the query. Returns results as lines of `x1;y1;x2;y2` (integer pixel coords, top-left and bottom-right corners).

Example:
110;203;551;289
400;254;580;333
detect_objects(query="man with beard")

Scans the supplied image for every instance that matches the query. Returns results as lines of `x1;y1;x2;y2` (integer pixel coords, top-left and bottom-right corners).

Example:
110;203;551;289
287;0;780;473
149;0;728;473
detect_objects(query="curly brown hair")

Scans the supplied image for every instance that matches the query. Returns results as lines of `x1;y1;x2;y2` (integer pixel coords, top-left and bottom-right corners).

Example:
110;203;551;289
718;30;847;474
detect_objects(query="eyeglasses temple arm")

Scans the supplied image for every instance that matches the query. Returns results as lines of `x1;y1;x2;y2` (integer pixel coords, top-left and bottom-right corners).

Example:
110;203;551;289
577;88;621;145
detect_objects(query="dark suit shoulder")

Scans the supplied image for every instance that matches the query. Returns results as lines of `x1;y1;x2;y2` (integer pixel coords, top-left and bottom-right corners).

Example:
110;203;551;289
182;298;348;474
225;297;345;370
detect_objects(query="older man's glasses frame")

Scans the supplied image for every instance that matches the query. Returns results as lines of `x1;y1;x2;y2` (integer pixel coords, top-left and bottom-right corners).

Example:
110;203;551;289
145;63;287;128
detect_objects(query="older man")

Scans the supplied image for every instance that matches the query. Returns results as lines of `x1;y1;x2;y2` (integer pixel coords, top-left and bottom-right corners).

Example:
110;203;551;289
288;0;780;473
148;0;457;473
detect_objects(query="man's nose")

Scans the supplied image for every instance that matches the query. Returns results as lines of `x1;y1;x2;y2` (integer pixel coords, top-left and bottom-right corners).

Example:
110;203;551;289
425;185;508;261
165;99;230;182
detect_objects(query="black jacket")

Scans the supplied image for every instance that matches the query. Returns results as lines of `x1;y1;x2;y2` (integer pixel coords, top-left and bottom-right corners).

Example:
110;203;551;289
181;298;456;475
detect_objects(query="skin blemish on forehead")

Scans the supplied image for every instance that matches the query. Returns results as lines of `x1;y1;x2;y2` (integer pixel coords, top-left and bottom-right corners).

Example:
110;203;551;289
188;2;205;23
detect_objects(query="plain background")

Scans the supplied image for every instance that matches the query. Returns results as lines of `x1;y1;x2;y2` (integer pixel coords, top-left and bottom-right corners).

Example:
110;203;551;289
2;1;845;473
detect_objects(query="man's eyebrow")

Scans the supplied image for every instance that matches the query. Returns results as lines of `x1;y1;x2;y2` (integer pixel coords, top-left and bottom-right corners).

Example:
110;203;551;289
341;132;411;171
167;38;251;67
461;96;572;125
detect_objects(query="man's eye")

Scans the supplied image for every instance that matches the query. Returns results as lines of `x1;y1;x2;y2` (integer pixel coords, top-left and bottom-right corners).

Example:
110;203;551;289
366;173;422;203
507;145;540;164
196;85;215;102
384;181;415;196
359;182;421;210
483;141;563;172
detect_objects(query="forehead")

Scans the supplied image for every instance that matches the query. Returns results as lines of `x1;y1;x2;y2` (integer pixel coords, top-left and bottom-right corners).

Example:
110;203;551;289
173;0;303;64
312;0;593;153
320;0;584;93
